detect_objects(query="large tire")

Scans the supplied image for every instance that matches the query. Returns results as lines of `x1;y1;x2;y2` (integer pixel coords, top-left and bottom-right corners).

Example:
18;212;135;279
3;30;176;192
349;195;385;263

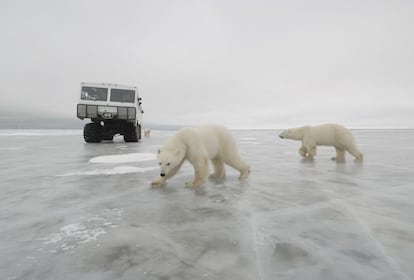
123;123;140;142
84;123;103;143
137;124;142;140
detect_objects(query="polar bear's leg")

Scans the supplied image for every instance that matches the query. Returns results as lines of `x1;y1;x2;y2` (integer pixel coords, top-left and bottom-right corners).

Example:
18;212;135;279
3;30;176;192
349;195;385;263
302;144;316;160
307;146;317;160
186;157;209;187
331;147;346;162
303;137;316;160
209;158;226;179
225;156;250;180
346;145;364;162
298;145;307;158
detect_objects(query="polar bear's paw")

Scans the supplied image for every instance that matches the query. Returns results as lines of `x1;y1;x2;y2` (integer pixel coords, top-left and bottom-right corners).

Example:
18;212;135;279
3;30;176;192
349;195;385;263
151;177;166;188
239;167;251;180
185;181;195;188
185;180;204;188
353;155;363;163
209;173;226;181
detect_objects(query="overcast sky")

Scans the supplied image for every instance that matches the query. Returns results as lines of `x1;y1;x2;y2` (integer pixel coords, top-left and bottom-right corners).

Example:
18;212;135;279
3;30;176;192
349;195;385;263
0;0;413;129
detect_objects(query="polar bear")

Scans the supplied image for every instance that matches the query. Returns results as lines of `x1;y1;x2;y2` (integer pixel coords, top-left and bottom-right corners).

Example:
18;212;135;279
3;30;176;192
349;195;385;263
151;125;251;187
279;123;363;162
143;128;151;137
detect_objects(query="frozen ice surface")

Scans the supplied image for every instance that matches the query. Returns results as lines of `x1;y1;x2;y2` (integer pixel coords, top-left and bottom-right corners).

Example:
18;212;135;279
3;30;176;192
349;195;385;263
1;129;414;280
89;153;155;164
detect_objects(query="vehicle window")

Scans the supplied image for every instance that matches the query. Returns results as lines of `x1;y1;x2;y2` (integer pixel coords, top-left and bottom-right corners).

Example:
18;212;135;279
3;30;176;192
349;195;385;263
81;87;108;101
110;89;135;103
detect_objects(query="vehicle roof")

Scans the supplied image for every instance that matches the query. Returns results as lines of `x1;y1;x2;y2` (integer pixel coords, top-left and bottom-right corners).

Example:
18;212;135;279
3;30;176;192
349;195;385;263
81;82;136;90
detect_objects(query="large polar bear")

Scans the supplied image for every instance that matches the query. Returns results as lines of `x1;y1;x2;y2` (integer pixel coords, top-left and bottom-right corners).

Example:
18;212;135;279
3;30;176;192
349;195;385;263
151;125;251;187
279;123;363;162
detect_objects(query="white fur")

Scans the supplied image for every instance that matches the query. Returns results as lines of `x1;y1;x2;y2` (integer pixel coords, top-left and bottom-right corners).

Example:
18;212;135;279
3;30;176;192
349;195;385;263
151;125;250;187
279;123;363;162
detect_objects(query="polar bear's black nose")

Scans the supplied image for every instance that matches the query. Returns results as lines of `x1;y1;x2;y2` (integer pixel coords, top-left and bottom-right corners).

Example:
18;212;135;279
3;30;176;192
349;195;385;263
160;173;166;177
279;135;284;139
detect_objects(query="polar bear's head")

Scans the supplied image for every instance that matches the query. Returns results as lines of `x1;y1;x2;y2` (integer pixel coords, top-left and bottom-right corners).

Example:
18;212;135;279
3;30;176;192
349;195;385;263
156;148;185;177
279;127;304;140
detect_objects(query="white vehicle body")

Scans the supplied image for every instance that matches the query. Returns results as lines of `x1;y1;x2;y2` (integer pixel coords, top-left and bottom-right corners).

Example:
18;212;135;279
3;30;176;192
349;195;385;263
77;82;143;123
77;82;144;143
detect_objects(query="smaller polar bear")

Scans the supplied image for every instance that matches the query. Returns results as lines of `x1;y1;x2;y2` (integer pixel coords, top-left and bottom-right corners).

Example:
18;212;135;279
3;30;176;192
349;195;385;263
279;123;363;162
151;125;250;187
143;128;151;137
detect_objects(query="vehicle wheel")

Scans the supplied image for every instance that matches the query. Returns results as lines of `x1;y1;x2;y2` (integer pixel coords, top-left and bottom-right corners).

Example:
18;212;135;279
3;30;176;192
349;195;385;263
84;123;103;143
137;124;142;140
123;123;139;142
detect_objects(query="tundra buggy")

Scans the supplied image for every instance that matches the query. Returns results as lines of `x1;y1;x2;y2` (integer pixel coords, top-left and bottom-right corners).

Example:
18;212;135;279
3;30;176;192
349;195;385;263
77;82;144;143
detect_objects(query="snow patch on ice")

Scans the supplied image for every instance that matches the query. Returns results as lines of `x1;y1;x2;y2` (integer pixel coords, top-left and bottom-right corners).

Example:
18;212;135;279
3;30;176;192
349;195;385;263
239;137;261;145
0;147;24;150
38;209;123;252
40;223;106;250
89;153;155;164
58;165;158;176
240;141;262;145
